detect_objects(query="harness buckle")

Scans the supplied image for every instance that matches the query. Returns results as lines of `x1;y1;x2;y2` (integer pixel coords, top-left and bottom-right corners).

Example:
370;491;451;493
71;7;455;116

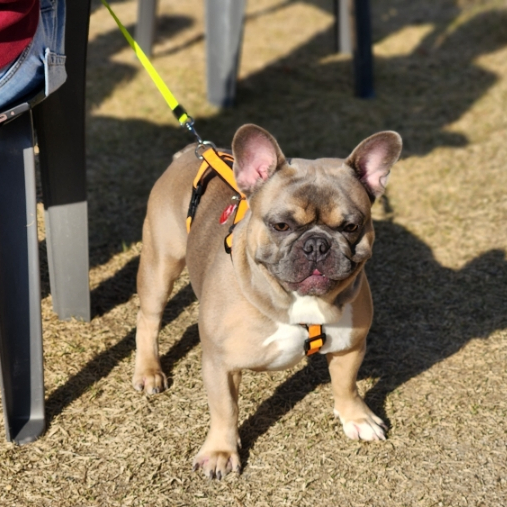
303;332;327;356
224;223;237;254
186;182;204;231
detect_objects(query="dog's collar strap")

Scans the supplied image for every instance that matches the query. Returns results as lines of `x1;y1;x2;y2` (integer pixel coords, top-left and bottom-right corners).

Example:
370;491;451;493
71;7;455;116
301;324;327;355
186;148;248;254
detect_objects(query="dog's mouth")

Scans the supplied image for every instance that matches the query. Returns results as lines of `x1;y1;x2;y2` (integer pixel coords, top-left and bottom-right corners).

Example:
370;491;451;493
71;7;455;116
264;244;359;296
284;269;336;296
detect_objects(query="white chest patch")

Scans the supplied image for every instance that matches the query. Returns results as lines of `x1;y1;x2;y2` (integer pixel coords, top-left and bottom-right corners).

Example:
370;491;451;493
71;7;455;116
262;299;355;370
318;303;354;354
262;323;307;370
288;295;327;324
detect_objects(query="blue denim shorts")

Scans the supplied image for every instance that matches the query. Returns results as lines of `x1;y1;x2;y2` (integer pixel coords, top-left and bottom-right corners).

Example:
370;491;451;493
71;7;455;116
0;0;66;109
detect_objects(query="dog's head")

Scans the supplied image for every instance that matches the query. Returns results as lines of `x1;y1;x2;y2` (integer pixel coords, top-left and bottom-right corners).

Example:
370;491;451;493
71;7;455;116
232;124;402;298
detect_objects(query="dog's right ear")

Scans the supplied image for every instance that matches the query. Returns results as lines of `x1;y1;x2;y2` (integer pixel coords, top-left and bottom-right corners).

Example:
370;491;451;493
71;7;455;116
232;124;286;196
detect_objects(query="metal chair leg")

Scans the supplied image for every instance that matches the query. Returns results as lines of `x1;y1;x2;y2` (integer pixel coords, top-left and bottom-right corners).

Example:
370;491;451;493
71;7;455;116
33;0;91;322
334;0;374;98
136;0;158;56
205;0;246;107
352;0;374;98
335;0;353;54
0;111;45;444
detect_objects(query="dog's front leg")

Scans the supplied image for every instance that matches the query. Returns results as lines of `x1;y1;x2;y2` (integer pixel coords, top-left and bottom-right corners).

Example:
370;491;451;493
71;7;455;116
193;354;242;479
327;344;387;441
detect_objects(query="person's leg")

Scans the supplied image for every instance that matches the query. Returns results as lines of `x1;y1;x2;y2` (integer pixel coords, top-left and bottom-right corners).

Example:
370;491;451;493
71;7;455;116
0;0;66;109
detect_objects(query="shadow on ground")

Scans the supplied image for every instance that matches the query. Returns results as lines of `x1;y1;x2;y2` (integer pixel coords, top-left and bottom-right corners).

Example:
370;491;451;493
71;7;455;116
238;219;507;463
43;0;507;463
76;1;507;269
45;283;196;422
46;214;507;464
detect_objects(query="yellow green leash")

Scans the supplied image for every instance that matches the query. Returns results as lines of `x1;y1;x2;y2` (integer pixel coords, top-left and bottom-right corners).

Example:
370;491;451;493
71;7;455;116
100;0;213;153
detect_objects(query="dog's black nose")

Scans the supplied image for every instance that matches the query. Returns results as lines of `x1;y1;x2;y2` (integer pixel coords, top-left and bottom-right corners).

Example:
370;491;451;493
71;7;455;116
303;236;331;262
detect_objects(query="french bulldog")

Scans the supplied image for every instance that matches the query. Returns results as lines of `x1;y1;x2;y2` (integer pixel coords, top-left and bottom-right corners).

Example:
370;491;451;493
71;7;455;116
132;124;402;479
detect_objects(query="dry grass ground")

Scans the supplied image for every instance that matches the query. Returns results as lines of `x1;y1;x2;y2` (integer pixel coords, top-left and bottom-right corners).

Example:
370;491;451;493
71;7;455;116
1;0;506;505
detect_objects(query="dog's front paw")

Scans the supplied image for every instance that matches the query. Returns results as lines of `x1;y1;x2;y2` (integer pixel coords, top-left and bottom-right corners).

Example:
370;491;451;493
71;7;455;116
132;367;168;395
193;449;241;480
334;408;387;441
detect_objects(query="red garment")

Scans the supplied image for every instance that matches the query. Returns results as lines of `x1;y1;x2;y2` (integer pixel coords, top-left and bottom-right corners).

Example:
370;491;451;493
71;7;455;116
0;0;39;69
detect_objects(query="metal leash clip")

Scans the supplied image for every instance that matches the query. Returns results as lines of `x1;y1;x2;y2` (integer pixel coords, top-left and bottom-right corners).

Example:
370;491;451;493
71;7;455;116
183;116;216;160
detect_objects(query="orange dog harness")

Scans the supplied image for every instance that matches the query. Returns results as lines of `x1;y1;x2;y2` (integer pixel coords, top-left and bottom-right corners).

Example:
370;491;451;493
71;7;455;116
186;148;248;253
186;147;327;356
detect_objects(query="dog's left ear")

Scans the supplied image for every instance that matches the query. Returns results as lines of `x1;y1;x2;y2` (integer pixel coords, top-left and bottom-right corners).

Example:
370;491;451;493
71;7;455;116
232;124;286;196
346;131;402;200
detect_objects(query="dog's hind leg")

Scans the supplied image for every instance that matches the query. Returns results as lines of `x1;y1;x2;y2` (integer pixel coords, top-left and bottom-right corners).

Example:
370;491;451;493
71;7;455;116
133;214;186;394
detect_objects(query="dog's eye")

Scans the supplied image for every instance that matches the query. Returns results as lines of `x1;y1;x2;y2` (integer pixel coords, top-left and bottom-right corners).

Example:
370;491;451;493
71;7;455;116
272;223;290;232
343;223;359;233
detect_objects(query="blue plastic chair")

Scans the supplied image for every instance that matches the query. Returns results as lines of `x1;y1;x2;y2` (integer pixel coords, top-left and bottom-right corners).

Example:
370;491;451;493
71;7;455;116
0;0;91;445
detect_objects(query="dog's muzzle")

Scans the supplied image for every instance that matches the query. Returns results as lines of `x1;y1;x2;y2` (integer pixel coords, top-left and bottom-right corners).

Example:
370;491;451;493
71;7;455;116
302;235;331;263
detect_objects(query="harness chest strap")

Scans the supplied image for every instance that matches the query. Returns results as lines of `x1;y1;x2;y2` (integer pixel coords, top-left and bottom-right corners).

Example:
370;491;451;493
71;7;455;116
186;148;327;356
303;324;327;356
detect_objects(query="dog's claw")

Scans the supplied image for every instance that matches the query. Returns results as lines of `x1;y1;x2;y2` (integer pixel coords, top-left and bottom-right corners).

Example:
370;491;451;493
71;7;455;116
193;449;240;480
342;418;386;441
132;369;168;395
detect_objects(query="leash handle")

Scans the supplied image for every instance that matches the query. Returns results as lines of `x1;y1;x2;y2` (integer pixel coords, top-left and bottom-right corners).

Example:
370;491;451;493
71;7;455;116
100;0;189;125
